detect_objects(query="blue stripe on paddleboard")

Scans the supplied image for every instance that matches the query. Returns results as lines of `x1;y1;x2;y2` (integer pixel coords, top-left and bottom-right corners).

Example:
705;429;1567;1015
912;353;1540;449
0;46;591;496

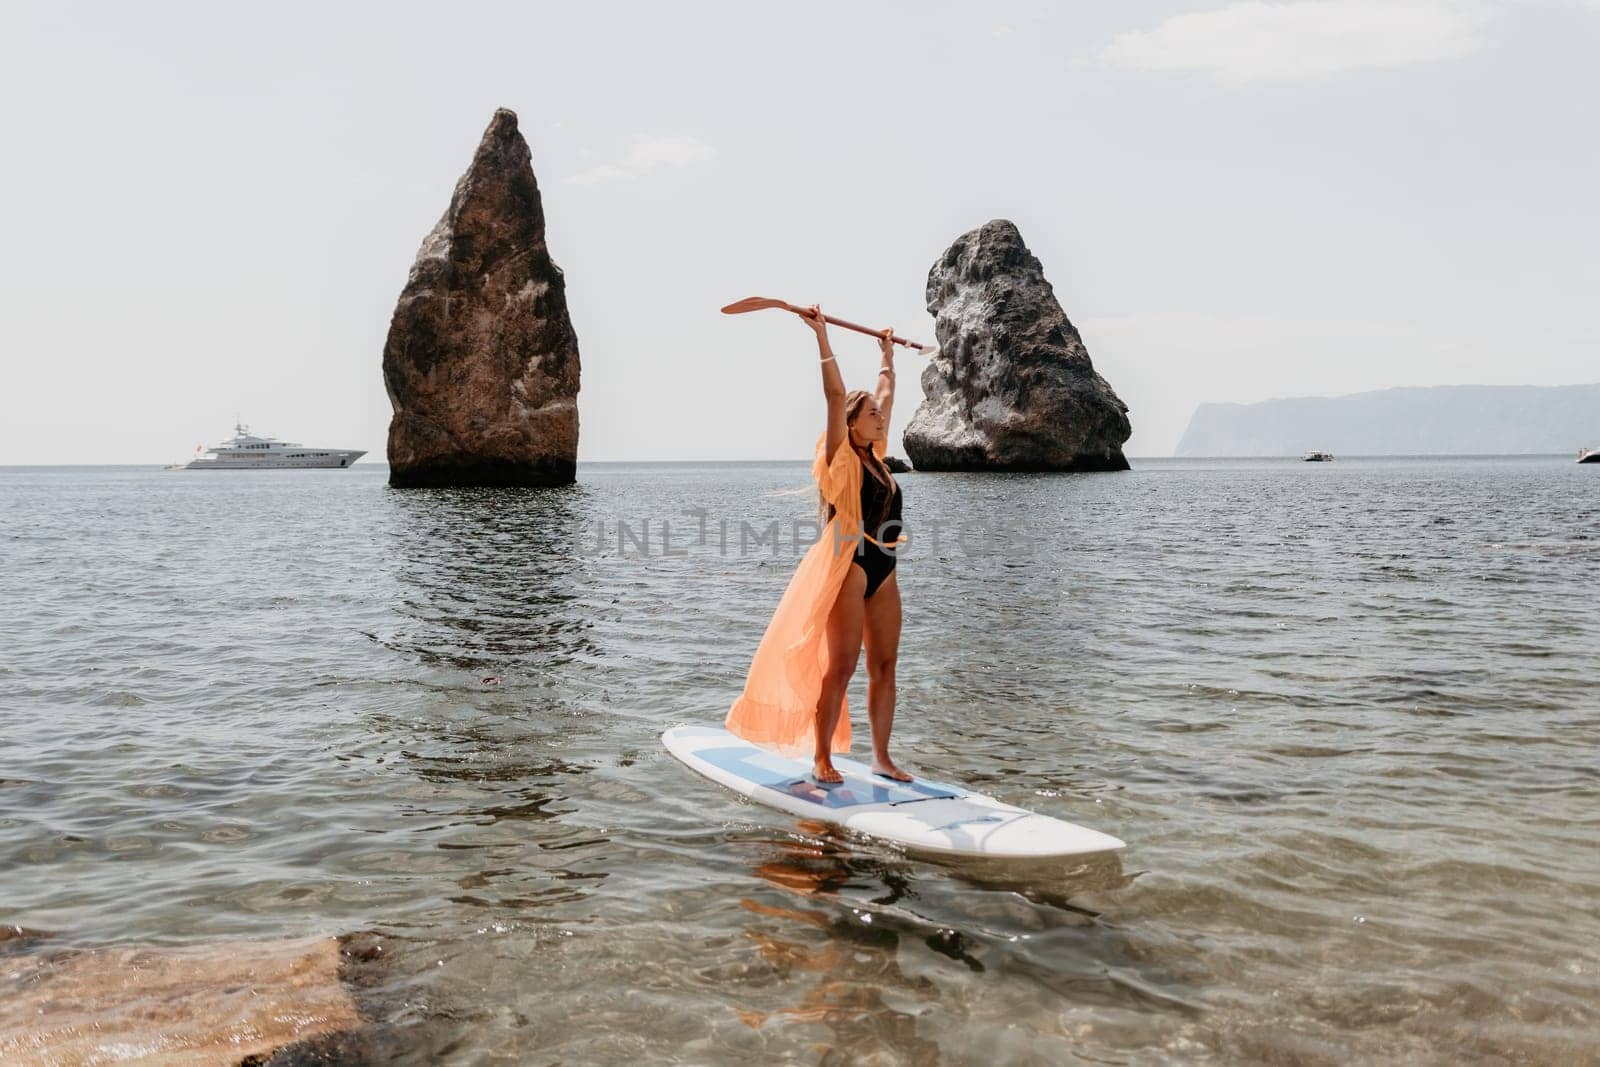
696;746;960;810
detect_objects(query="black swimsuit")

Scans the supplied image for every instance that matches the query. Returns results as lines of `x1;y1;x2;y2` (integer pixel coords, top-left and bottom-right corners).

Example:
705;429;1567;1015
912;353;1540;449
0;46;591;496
848;459;903;599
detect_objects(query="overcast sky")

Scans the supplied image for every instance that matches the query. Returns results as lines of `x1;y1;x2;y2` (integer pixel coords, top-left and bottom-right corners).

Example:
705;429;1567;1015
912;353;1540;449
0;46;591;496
3;0;1596;463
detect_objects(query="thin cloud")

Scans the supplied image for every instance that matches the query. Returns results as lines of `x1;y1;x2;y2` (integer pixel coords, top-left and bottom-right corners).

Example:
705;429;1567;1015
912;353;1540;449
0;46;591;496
1104;1;1493;83
566;134;716;185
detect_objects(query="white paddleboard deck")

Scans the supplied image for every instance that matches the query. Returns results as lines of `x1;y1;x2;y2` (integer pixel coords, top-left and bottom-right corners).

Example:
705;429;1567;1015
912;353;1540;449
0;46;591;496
664;725;1124;858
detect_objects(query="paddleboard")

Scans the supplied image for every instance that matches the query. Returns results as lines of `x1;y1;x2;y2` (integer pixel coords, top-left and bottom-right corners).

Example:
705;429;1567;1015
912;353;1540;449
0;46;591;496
663;725;1124;858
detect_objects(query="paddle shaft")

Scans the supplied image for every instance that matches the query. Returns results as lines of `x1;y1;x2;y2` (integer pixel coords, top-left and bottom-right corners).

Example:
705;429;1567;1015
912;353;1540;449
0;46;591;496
812;309;925;351
799;304;925;350
724;297;930;351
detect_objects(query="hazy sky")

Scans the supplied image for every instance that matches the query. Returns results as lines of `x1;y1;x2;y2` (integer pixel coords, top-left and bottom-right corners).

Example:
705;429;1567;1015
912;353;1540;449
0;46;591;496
3;0;1596;463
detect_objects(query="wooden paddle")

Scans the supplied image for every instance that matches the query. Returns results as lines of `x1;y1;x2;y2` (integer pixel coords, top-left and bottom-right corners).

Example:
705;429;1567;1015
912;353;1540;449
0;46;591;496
721;296;935;353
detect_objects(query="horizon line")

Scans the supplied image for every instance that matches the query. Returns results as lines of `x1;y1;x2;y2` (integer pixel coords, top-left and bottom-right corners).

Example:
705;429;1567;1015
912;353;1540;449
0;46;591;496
1;452;1590;470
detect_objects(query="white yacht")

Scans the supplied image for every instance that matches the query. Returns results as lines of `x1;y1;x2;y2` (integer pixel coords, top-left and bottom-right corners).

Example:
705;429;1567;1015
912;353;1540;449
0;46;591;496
185;422;366;470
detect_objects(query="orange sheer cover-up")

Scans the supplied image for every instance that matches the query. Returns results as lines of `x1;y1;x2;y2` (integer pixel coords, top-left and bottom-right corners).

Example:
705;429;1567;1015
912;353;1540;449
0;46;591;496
724;431;887;757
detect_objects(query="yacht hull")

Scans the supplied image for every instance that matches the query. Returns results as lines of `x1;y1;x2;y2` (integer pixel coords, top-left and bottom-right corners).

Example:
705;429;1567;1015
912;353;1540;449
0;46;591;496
185;451;365;470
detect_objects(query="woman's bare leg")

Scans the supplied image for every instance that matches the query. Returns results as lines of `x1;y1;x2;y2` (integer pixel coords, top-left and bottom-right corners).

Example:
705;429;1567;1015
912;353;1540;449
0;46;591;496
863;570;909;781
813;564;866;783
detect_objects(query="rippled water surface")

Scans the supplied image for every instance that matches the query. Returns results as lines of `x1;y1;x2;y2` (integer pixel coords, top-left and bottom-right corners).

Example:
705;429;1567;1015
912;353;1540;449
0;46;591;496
3;458;1598;1063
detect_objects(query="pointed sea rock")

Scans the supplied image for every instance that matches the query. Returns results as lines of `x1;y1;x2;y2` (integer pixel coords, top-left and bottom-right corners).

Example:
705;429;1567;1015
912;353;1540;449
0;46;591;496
904;220;1131;471
383;108;580;487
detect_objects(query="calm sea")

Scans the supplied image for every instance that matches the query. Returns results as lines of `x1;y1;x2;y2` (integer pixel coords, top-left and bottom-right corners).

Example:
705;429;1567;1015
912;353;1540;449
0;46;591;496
2;458;1597;1063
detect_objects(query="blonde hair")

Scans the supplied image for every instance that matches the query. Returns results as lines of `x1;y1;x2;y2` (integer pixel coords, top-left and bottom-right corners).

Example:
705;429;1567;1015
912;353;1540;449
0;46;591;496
818;389;895;532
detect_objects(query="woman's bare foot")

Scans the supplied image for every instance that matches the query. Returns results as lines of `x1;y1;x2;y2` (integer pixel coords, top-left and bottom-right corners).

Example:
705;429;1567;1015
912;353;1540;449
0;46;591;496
811;760;844;785
871;758;913;783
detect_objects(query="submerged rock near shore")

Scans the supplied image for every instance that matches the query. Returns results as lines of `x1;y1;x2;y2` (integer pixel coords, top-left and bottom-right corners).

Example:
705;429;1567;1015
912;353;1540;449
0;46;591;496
904;220;1130;472
0;933;366;1064
383;108;580;487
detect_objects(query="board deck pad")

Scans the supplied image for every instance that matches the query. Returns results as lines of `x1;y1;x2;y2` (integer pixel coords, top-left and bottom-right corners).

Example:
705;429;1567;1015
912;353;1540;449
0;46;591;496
695;740;962;809
664;725;1124;858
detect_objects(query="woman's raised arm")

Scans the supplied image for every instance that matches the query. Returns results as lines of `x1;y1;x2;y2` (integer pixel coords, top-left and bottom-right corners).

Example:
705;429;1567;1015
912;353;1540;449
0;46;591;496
801;305;849;464
873;327;896;431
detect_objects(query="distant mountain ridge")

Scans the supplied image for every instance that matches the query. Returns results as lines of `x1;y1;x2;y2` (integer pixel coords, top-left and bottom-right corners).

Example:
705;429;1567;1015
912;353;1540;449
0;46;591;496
1175;383;1600;457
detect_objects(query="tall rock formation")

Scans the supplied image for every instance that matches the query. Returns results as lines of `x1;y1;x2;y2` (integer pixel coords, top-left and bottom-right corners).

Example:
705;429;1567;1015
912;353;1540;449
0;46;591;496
904;220;1130;472
382;109;580;487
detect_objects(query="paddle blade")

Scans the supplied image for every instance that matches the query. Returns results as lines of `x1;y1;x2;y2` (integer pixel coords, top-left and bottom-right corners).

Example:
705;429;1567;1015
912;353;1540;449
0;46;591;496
720;296;795;315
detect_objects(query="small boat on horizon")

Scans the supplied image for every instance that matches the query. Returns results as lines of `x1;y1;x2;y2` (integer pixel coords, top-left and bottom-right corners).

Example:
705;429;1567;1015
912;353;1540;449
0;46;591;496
1580;449;1599;464
184;422;365;470
1303;450;1334;462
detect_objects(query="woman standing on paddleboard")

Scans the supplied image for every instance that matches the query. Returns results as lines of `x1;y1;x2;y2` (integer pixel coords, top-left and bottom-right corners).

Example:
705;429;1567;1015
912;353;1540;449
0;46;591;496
725;305;912;786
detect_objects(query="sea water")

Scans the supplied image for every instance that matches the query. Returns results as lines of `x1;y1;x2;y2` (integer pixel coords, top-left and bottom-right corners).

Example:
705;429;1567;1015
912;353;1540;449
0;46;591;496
2;458;1597;1062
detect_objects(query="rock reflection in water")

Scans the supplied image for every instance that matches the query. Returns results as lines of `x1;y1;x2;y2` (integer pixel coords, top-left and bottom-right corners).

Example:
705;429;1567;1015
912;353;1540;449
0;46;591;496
377;485;600;670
